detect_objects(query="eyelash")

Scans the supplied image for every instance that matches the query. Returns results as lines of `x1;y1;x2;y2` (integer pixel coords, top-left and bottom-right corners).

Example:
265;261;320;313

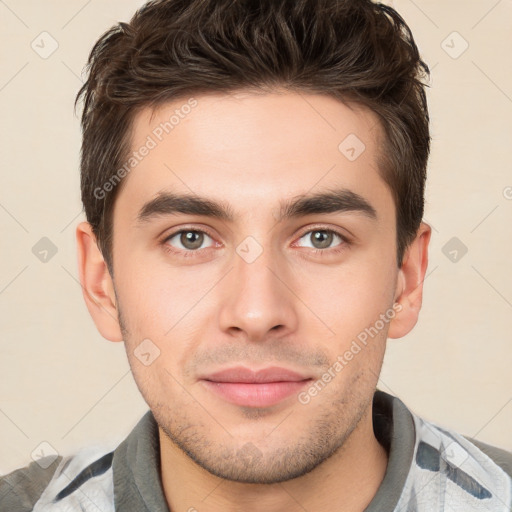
161;225;350;260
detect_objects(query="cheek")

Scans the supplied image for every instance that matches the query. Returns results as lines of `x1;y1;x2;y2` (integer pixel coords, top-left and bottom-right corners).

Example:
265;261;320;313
294;256;396;338
114;254;207;336
115;261;221;383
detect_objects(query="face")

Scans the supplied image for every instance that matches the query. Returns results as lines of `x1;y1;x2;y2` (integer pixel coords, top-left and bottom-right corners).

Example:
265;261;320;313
108;90;402;483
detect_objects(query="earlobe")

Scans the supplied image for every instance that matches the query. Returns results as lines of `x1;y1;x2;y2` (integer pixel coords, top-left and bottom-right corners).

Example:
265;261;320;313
388;222;431;339
76;221;123;342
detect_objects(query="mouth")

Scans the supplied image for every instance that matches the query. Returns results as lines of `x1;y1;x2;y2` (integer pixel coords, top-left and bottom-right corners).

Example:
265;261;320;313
199;366;313;408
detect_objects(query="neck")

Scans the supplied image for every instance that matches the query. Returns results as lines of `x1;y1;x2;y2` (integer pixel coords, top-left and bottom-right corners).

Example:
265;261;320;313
159;404;388;512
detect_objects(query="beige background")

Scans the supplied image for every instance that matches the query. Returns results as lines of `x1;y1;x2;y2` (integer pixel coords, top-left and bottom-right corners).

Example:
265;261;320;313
1;0;511;474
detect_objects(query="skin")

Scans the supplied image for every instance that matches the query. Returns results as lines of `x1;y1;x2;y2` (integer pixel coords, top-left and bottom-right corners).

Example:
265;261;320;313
76;89;430;512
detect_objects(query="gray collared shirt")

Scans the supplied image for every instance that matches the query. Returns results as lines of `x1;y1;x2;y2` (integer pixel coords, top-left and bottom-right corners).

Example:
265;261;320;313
2;390;511;511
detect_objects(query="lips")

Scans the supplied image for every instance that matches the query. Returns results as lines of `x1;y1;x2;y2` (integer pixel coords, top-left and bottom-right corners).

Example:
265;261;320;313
200;366;313;407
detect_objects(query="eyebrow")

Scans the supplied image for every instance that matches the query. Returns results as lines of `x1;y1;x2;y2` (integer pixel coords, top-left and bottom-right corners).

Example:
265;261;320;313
135;187;377;226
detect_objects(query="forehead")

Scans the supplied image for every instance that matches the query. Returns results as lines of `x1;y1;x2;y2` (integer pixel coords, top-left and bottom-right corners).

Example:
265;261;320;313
115;90;391;222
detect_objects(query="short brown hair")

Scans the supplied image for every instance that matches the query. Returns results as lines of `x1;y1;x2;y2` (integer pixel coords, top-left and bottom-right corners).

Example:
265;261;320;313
76;0;430;274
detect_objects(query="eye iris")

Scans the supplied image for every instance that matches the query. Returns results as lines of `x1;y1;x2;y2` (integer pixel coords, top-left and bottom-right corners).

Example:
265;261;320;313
181;231;203;250
312;230;333;249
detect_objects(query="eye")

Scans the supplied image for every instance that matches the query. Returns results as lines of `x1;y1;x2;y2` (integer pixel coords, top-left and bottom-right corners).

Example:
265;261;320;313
164;230;215;251
295;229;346;251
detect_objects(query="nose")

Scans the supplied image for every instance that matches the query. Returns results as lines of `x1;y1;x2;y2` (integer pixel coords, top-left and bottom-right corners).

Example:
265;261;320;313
217;242;299;342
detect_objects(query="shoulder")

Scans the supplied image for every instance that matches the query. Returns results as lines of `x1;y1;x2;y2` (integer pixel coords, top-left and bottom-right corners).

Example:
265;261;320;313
0;455;62;511
1;444;116;512
464;436;512;478
410;414;512;508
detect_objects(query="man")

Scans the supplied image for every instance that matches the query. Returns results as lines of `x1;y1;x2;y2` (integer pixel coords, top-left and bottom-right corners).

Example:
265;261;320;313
2;0;511;510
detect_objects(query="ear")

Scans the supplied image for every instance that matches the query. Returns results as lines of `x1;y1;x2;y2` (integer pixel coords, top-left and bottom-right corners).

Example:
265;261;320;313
388;222;431;339
76;221;123;342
